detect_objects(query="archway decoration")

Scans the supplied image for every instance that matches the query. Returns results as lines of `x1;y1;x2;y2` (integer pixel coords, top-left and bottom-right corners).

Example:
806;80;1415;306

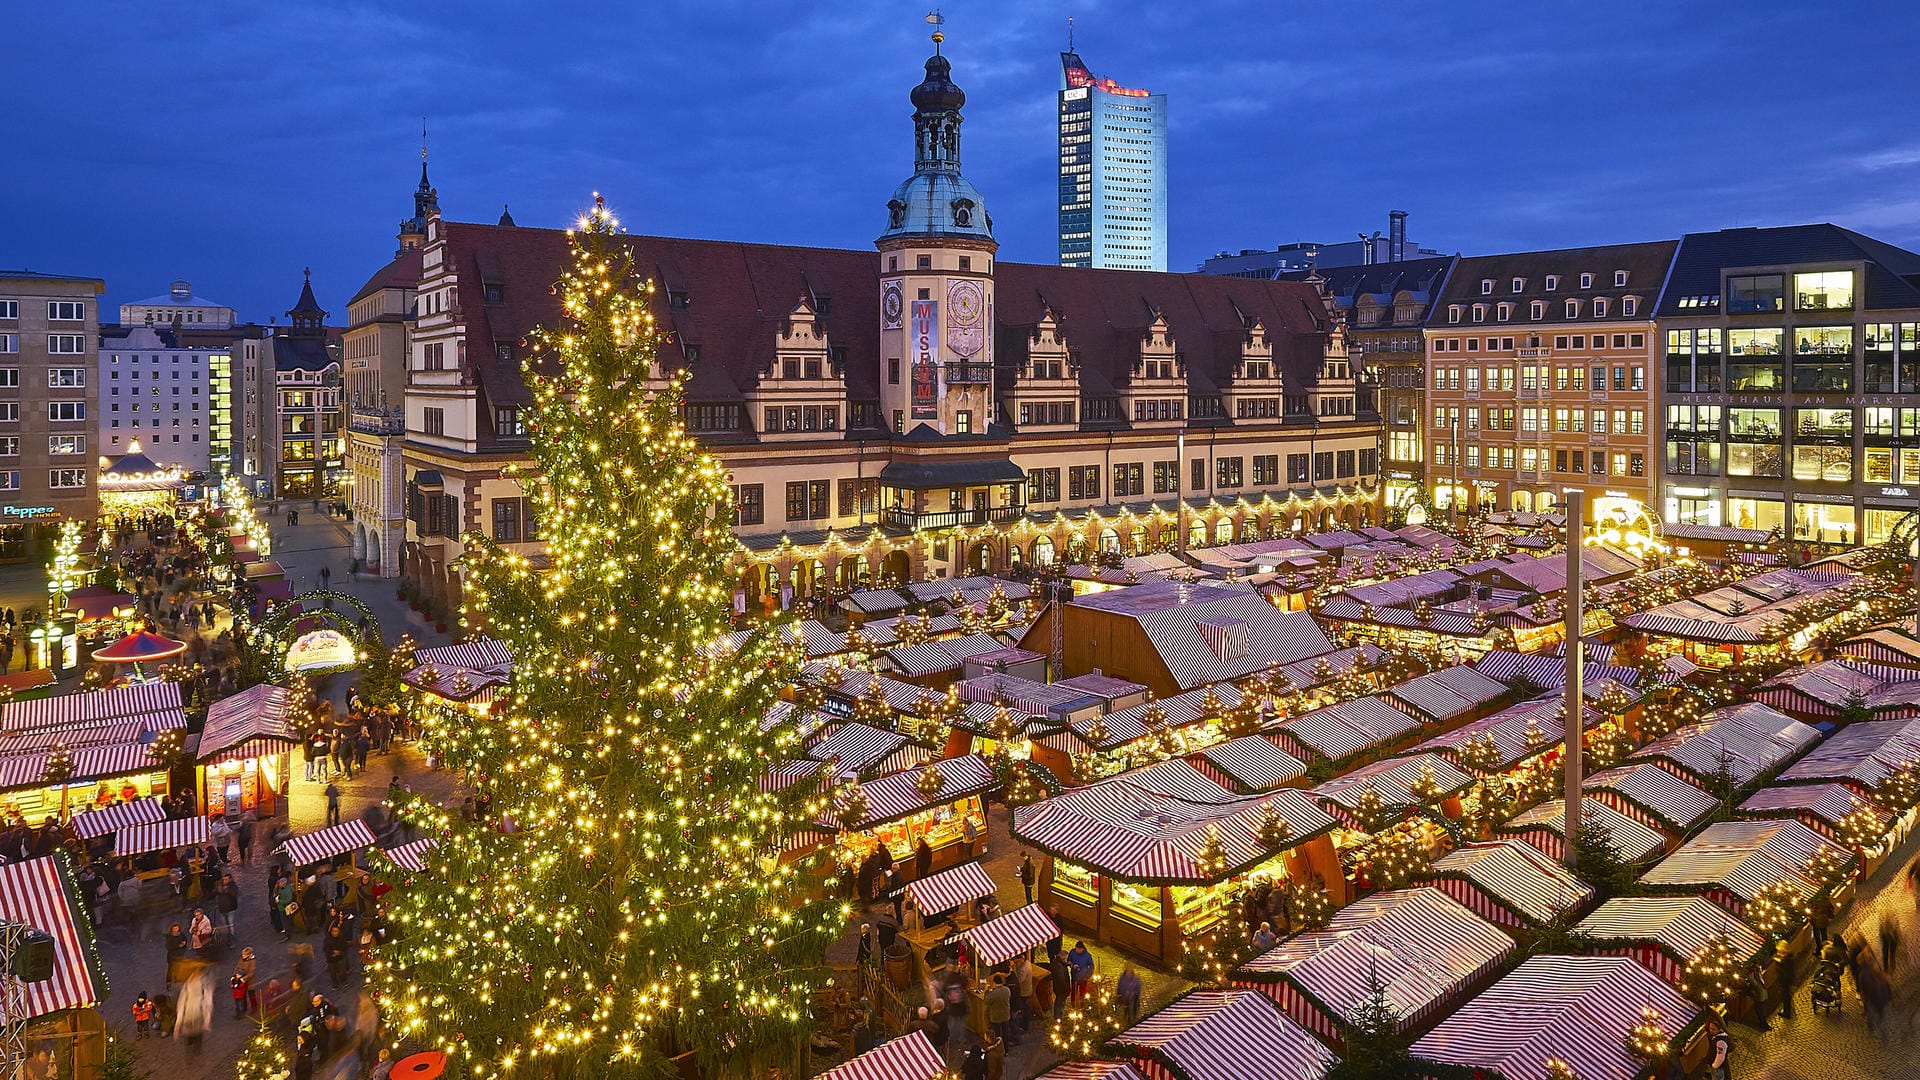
250;589;384;680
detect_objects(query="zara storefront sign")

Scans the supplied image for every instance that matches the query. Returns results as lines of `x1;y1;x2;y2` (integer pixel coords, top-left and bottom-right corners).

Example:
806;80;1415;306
0;506;57;520
1880;486;1911;498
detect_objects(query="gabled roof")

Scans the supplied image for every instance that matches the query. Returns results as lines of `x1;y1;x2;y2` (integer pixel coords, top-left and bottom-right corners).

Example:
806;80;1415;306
1070;581;1334;690
1435;241;1679;314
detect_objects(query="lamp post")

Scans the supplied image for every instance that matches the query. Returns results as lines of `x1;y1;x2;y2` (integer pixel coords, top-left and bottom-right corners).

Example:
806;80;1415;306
1563;489;1585;866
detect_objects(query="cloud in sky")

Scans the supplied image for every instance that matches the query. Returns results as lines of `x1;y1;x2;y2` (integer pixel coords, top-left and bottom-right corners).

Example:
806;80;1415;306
4;0;1916;319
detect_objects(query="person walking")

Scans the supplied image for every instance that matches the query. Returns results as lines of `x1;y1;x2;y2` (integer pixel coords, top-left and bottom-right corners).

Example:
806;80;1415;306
1879;916;1902;974
215;874;239;933
319;565;331;589
1810;892;1833;947
1117;963;1142;1024
176;966;214;1050
1775;940;1796;1020
1705;1015;1731;1080
325;781;342;827
236;810;255;866
1018;852;1035;905
132;992;155;1038
984;973;1013;1048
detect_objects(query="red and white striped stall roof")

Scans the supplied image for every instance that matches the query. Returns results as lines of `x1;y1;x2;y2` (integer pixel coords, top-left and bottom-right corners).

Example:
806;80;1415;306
113;816;211;857
806;722;914;777
1584;763;1719;833
0;754;49;789
1234;886;1514;1039
1194;736;1306;793
199;684;300;761
955;904;1058;968
1498;798;1667;864
0;718;144;753
70;742;158;781
1628;702;1819;787
382;837;439;872
1031;1063;1151;1080
901;860;997;918
69;797;165;840
1428;840;1596;926
1576;896;1767;983
1416;695;1600;772
1012;769;1335;884
1739;783;1884;833
1777;717;1920;789
278;819;378;867
1109;988;1332;1080
814;1030;945;1080
1313;752;1475;815
1412;955;1697;1080
415;638;513;670
1638;819;1843;905
1;681;182;733
0;856;107;1020
823;753;995;830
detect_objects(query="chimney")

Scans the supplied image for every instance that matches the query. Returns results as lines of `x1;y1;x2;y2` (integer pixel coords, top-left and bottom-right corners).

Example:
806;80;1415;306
1389;210;1408;262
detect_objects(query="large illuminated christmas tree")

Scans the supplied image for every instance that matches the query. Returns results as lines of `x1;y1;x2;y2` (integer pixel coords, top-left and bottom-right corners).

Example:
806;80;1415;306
371;200;841;1079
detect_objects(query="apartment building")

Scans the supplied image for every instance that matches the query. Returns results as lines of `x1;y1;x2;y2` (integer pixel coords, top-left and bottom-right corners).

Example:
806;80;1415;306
0;270;104;557
391;42;1380;616
1655;225;1920;544
97;324;215;474
1424;242;1675;525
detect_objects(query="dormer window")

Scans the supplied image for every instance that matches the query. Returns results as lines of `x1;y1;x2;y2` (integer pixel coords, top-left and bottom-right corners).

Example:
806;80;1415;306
1613;270;1629;286
1471;304;1487;324
1565;299;1580;318
1480;279;1494;295
1530;301;1546;320
1545;275;1559;291
1511;277;1525;293
887;200;907;229
1622;297;1638;316
814;296;831;316
1593;298;1609;317
1580;272;1594;289
484;285;504;304
1496;303;1513;322
668;290;690;311
684;345;701;363
951;198;975;227
1448;305;1462;324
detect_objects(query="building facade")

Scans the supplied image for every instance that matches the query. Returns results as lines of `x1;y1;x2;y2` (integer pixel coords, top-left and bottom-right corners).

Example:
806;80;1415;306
1424;243;1674;525
97;325;214;474
0;271;104;556
119;279;236;330
1203;211;1446;278
1654;225;1920;545
266;275;345;498
392;40;1379;617
1281;256;1456;518
345;164;431;575
1058;50;1167;271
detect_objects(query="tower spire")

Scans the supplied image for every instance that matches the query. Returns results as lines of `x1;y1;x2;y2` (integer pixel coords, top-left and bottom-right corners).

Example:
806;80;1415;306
420;117;429;186
1068;15;1074;51
926;10;944;53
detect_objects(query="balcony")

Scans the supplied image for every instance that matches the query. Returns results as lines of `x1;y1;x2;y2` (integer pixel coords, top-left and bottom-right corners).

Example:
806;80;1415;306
943;362;993;385
350;404;406;436
881;504;1025;531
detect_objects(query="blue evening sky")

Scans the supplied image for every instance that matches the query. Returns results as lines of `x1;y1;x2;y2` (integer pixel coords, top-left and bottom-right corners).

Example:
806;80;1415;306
5;1;1917;321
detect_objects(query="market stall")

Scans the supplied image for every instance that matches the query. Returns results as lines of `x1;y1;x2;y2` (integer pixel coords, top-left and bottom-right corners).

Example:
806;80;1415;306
0;856;111;1080
815;1030;945;1080
1189;736;1306;794
381;837;440;873
1312;752;1475;831
1107;989;1332;1080
196;683;300;818
278;819;379;871
808;722;930;780
817;753;995;879
1497;797;1668;864
68;796;165;842
1752;659;1920;723
1583;762;1720;838
1739;783;1891;844
1414;695;1601;774
1638;818;1851;918
1775;717;1920;796
1382;665;1510;727
1032;684;1245;784
895;859;997;932
1031;1063;1151;1080
1269;696;1424;766
1628;702;1818;791
1232;886;1515;1042
1425;839;1597;929
1575;896;1768;986
1014;761;1340;966
113;816;211;858
1411;956;1703;1080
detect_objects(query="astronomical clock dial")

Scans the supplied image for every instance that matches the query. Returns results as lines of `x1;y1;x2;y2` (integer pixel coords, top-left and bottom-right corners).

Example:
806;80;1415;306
882;282;904;329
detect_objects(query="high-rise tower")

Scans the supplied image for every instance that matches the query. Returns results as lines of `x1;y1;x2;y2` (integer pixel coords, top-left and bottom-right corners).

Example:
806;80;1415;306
1058;50;1166;271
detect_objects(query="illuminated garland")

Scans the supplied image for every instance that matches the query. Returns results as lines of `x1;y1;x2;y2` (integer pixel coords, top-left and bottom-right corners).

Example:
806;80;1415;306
369;200;842;1079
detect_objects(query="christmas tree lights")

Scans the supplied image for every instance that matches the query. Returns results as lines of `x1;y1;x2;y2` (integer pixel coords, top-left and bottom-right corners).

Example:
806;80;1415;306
1680;932;1741;1012
1050;974;1126;1060
369;200;842;1079
1744;879;1808;940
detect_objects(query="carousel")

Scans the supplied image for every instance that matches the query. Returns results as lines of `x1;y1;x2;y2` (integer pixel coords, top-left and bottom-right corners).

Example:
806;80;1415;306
89;628;187;683
95;441;187;524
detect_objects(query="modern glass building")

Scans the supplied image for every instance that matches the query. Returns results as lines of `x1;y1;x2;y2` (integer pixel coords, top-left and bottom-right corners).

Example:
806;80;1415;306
1058;51;1166;272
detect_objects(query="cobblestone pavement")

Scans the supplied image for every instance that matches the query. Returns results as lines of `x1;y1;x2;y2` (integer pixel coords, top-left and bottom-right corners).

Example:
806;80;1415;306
87;512;458;1078
1737;834;1920;1080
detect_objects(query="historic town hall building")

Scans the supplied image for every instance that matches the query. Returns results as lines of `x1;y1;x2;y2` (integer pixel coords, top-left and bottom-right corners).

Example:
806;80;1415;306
377;40;1381;615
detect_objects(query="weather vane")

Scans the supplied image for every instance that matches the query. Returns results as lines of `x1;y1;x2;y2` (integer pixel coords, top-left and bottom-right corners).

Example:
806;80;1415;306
926;9;944;51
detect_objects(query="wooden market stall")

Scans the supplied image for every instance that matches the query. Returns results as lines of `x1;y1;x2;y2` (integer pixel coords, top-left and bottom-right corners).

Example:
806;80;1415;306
1014;760;1340;966
0;683;185;823
807;722;932;780
1425;839;1597;930
1231;886;1515;1044
1187;736;1306;794
405;637;515;717
1583;762;1721;840
1107;988;1332;1080
277;818;380;912
814;1029;945;1080
1738;783;1890;844
895;859;997;932
1312;752;1476;833
1627;702;1819;791
0;856;111;1080
1031;683;1247;784
1268;696;1424;767
380;837;440;873
196;683;300;819
1638;819;1852;919
1031;1062;1150;1080
1497;797;1669;865
818;753;996;880
1752;659;1920;723
1575;895;1769;987
67;796;165;846
1839;626;1920;669
1775;716;1920;797
1411;956;1704;1080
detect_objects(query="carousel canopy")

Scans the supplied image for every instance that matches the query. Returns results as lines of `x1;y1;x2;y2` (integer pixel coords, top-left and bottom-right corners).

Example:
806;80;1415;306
1235;886;1515;1037
1411;956;1698;1080
1011;761;1335;885
97;441;187;491
90;629;187;664
1109;989;1332;1080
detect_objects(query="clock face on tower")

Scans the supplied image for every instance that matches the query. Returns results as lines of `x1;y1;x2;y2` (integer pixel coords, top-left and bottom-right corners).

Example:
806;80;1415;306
882;282;903;329
947;279;985;358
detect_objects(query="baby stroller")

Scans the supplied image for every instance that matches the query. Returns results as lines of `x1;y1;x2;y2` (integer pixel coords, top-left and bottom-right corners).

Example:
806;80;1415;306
1809;947;1845;1014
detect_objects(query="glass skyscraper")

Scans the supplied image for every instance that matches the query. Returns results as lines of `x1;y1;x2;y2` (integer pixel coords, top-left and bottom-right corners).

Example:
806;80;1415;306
1058;51;1167;272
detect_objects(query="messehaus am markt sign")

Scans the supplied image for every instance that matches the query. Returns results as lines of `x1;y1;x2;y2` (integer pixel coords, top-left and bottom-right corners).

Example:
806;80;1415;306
0;506;58;521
